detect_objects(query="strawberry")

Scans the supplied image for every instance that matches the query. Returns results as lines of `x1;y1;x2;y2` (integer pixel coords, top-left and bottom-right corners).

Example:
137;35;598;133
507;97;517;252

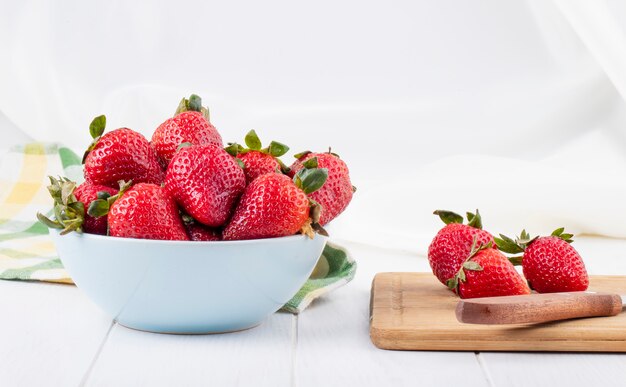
222;169;329;241
224;130;290;184
185;222;221;241
73;182;118;235
152;94;223;168
496;228;589;293
427;210;495;286
37;176;115;235
88;182;188;241
83;115;164;188
447;241;531;299
288;151;354;225
165;144;246;227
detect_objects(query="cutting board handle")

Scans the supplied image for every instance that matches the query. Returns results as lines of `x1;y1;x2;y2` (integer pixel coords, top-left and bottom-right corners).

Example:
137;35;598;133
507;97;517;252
456;292;623;325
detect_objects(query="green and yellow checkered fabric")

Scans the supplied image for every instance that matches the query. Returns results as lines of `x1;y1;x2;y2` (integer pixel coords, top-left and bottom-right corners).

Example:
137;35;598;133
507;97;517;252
0;143;356;313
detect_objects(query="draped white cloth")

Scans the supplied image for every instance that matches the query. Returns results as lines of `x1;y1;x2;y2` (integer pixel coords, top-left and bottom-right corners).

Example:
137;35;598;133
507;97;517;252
2;0;626;253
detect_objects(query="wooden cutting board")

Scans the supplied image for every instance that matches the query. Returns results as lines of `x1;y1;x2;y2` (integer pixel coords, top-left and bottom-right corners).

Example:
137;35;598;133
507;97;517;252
370;272;626;352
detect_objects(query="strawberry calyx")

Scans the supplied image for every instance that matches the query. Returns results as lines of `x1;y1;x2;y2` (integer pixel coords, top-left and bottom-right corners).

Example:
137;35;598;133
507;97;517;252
292;168;329;238
494;230;532;255
433;209;483;229
225;130;291;173
37;176;86;235
550;227;574;243
82;115;106;164
174;94;210;121
446;236;492;292
87;180;132;218
496;228;573;265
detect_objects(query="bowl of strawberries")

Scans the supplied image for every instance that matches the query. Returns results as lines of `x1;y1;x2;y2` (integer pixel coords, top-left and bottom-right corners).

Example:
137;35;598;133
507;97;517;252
38;95;355;333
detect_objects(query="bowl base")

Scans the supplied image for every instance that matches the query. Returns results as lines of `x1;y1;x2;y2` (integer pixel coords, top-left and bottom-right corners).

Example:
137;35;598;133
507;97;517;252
116;321;262;335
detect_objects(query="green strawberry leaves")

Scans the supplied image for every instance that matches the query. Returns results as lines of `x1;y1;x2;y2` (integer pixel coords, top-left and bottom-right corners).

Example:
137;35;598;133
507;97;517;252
89;115;106;139
551;227;574;243
37;176;86;235
294;168;328;195
293;150;311;159
446;237;491;292
87;180;132;218
83;115;107;164
224;143;244;157
188;94;203;112
245;130;262;150
227;130;291;174
433;210;463;225
494;234;525;254
495;229;542;254
434;209;484;229
301;157;318;169
466;210;483;229
175;94;210;121
267;141;289;157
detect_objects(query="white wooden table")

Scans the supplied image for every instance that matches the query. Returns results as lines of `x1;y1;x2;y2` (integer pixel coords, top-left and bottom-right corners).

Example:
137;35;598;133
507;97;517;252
2;236;626;387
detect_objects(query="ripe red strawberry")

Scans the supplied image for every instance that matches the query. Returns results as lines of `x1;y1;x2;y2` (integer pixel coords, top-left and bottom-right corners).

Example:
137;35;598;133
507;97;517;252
496;228;589;293
165;144;246;227
37;176;116;235
222;169;328;241
184;222;221;241
73;182;118;235
225;130;290;184
83;115;164;188
288;151;354;225
152;95;223;168
448;243;531;299
427;210;495;286
89;182;188;241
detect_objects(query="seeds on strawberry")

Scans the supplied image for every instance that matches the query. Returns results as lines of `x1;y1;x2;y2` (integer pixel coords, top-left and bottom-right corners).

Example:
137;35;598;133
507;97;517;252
83;116;164;188
152;94;223;168
288;151;353;225
101;183;188;241
222;169;328;241
427;210;494;286
224;130;290;184
165;144;246;228
447;239;530;299
37;176;117;235
73;182;118;235
496;228;589;293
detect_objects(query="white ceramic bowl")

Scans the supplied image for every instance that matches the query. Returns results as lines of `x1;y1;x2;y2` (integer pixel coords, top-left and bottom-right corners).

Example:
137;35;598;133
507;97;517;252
51;230;327;333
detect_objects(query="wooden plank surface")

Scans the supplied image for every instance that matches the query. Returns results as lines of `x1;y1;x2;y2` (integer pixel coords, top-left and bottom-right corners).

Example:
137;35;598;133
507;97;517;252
0;281;113;387
85;313;295;387
297;242;490;387
371;272;626;352
1;236;626;386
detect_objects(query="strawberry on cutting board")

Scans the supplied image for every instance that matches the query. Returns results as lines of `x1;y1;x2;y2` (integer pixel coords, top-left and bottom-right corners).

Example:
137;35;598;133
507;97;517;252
83;115;164;188
88;182;189;241
447;240;531;299
222;169;328;241
151;94;223;168
225;130;290;184
427;210;495;286
288;151;354;225
496;228;589;293
165;144;246;228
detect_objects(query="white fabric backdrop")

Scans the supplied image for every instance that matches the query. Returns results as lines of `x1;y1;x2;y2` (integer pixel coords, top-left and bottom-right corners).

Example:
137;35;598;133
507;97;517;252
2;0;626;253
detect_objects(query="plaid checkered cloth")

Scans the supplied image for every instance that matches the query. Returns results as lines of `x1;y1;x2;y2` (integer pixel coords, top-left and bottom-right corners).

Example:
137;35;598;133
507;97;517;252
0;143;356;313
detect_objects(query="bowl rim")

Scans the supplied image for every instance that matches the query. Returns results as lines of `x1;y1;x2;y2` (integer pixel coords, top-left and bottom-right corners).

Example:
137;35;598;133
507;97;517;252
50;229;328;246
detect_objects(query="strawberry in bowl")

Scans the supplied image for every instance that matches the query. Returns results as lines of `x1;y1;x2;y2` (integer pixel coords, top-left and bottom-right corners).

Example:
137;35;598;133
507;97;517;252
38;96;355;333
